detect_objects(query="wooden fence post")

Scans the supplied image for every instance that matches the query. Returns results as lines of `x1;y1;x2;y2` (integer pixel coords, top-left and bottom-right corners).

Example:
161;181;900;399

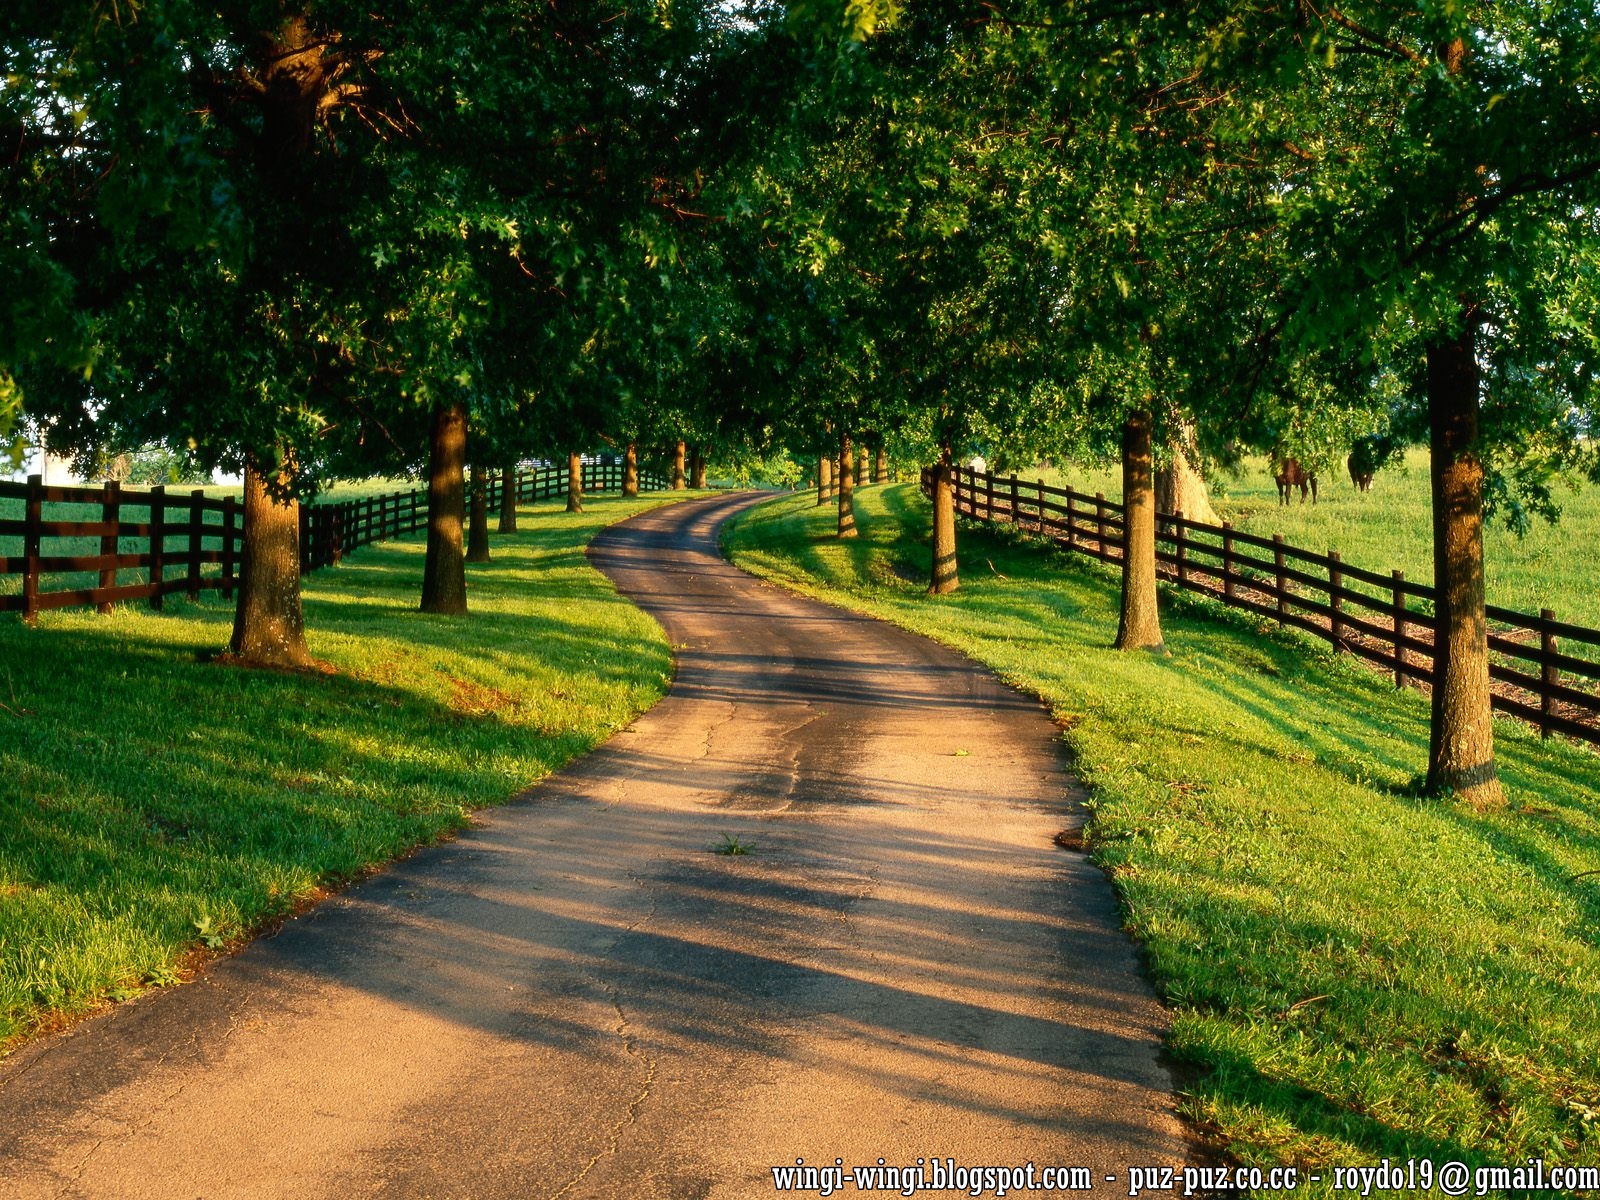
1036;478;1046;534
149;485;166;610
1328;550;1344;649
1391;570;1406;688
98;480;120;615
22;474;42;624
1541;608;1558;739
1094;493;1107;560
1273;534;1287;624
1009;473;1019;524
222;496;238;601
1222;522;1236;601
1175;513;1188;587
1063;489;1075;550
187;489;205;599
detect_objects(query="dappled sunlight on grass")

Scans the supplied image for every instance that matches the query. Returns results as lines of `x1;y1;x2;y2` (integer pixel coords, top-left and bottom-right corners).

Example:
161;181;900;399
0;493;680;1047
725;485;1600;1178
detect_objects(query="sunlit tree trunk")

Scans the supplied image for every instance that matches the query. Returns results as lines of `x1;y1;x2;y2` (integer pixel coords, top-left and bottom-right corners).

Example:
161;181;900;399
816;451;832;506
466;463;490;563
1426;320;1502;806
229;453;313;668
622;442;639;496
420;402;468;615
690;448;707;489
929;441;958;594
498;463;518;533
566;450;584;513
1156;421;1219;527
874;444;888;485
1115;409;1165;652
672;440;686;490
837;430;857;539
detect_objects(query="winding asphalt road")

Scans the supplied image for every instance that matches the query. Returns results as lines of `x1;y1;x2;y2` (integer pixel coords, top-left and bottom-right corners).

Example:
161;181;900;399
0;492;1188;1198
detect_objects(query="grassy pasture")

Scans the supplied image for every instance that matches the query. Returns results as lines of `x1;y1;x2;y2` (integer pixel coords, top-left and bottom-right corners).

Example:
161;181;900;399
725;484;1600;1187
0;493;676;1049
1032;449;1600;630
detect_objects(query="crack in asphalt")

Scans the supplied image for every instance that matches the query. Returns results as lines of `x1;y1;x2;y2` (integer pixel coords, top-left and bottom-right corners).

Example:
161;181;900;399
542;881;662;1200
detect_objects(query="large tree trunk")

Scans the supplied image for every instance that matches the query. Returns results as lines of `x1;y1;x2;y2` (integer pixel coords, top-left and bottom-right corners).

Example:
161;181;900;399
420;402;468;615
929;442;958;594
1156;422;1219;527
622;442;639;497
874;445;888;485
1115;409;1165;652
498;464;518;533
566;451;584;513
837;430;857;539
229;454;313;669
672;440;686;491
466;463;490;563
690;448;707;489
816;451;832;506
1425;322;1502;807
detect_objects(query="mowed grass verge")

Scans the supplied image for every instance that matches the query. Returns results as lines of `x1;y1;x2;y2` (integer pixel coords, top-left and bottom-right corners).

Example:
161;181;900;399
725;485;1600;1183
0;493;678;1050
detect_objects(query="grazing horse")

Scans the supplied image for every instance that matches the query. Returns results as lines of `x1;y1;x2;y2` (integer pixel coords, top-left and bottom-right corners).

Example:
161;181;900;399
1347;454;1374;493
1273;456;1318;505
1347;433;1394;493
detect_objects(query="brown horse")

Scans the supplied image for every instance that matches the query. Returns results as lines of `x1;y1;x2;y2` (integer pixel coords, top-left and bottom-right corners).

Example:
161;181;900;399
1273;456;1318;505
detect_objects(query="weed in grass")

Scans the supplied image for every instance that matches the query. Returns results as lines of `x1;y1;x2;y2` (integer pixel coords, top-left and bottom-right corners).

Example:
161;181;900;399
0;493;683;1051
725;484;1600;1179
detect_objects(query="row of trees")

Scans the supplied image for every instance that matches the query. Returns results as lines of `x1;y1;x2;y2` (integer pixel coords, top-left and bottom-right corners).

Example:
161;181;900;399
6;2;1599;805
3;0;794;661
774;2;1600;808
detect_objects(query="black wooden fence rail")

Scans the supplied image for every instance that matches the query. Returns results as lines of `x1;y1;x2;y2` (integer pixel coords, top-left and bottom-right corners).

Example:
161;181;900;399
1;460;664;622
923;464;1600;747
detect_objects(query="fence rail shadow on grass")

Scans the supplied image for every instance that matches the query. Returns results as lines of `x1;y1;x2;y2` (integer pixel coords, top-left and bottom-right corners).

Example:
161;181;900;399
1;460;665;622
923;464;1600;748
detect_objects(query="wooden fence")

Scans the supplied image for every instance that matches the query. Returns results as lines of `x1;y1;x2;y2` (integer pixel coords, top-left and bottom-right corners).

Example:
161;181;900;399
924;464;1600;747
1;460;665;622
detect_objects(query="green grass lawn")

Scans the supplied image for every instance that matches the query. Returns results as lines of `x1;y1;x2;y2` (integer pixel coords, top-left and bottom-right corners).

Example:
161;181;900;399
725;485;1600;1187
1034;449;1600;629
0;493;678;1049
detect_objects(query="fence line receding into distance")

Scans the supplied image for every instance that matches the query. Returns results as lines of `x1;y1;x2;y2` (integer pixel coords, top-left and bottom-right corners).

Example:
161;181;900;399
0;460;664;622
923;464;1600;747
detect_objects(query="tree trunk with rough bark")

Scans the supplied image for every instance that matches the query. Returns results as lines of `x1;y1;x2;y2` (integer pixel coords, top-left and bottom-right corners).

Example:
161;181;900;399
622;443;639;496
690;448;707;489
929;442;958;594
672;440;686;490
466;463;490;563
874;445;888;484
229;454;314;668
498;464;518;533
1115;409;1165;653
838;430;857;538
566;451;584;513
420;402;468;615
817;452;832;506
1156;424;1219;527
1425;321;1502;807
